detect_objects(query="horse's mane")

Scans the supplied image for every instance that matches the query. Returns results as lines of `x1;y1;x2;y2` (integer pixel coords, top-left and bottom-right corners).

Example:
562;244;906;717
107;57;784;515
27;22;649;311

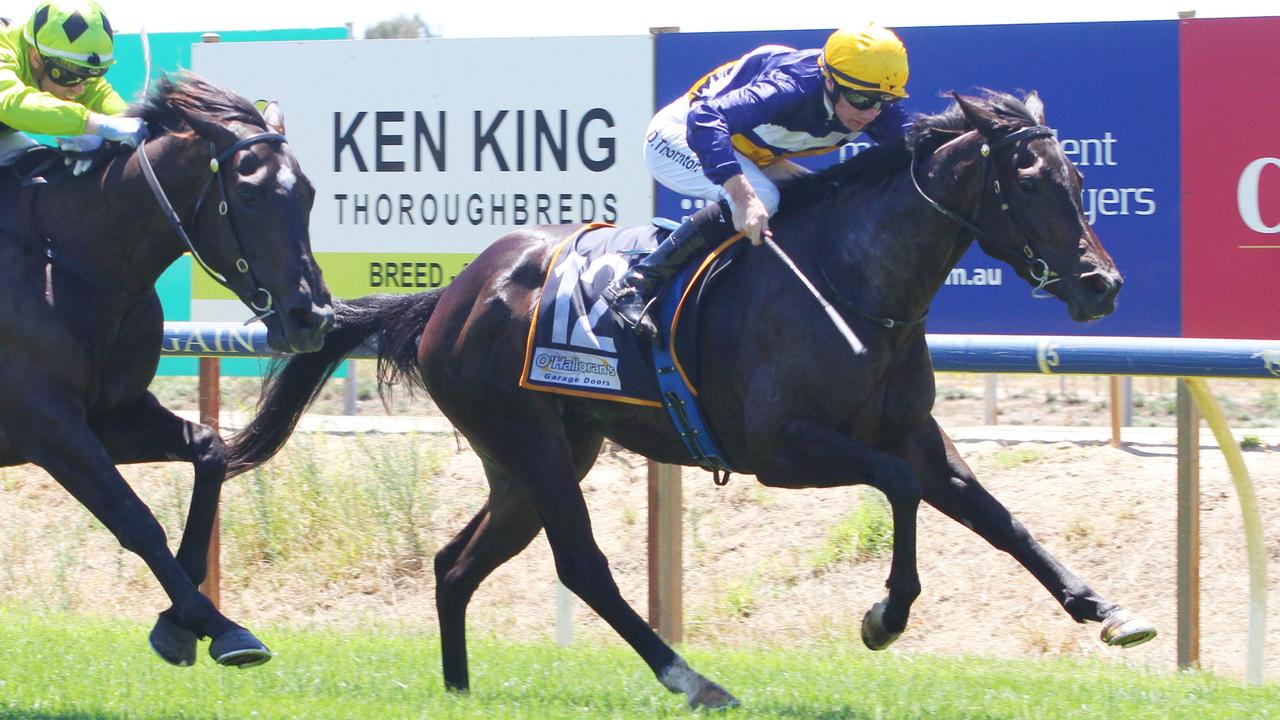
907;90;1039;155
775;89;1038;216
128;72;267;135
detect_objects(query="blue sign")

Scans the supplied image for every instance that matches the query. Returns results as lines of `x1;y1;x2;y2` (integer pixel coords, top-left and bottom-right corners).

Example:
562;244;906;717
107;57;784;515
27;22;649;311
655;22;1180;336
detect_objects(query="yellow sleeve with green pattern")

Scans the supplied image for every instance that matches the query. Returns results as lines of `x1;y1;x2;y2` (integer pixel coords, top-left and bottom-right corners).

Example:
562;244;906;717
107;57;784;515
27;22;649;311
0;69;91;134
0;44;127;134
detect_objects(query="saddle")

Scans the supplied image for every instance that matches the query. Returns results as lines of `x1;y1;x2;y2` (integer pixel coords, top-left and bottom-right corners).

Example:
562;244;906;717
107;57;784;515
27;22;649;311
5;141;116;184
11;144;73;182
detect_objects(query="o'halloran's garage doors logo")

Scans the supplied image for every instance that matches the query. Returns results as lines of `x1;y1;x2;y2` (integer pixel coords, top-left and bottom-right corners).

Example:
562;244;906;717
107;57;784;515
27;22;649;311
531;347;621;390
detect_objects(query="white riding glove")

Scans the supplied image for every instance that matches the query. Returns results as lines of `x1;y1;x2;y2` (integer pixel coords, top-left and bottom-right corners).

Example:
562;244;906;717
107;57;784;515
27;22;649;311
58;134;105;175
92;115;148;147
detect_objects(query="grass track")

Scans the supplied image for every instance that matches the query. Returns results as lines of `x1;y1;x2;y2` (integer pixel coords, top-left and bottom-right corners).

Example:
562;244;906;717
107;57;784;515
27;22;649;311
0;608;1274;719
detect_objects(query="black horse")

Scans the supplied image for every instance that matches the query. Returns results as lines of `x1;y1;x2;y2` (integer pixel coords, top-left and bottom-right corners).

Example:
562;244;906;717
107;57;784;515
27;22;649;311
227;92;1153;707
0;75;332;668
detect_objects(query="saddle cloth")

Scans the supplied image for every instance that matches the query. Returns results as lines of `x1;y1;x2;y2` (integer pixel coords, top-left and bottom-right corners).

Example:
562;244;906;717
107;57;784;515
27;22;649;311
519;222;743;407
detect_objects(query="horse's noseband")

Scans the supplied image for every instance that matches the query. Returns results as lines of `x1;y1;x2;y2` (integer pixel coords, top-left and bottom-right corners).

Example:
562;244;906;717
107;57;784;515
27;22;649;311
137;132;288;321
912;125;1062;298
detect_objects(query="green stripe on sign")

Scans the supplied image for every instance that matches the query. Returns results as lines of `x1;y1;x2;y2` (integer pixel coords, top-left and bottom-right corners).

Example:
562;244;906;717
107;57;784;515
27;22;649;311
191;252;479;299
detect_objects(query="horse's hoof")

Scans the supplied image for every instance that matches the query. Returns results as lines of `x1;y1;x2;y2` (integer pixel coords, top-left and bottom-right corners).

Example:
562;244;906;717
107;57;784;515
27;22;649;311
659;656;740;710
148;614;197;667
688;681;740;711
861;600;902;651
1101;609;1157;649
209;628;273;668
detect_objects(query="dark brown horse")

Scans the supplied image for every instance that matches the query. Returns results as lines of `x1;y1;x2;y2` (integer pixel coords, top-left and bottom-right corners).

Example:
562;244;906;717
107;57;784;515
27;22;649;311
227;92;1152;707
0;75;332;668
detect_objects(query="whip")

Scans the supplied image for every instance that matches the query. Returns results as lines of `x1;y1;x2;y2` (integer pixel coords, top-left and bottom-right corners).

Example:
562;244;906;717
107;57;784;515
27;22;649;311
759;234;867;357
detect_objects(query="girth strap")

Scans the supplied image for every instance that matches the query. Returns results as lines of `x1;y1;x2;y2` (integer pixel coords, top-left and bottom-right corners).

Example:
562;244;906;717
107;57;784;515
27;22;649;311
651;246;735;483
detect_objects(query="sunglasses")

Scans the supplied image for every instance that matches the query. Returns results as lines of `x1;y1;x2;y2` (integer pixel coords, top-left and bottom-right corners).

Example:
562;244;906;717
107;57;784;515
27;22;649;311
43;56;106;87
836;86;900;111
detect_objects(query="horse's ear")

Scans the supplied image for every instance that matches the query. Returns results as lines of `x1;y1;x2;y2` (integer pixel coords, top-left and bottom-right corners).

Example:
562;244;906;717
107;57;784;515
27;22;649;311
186;114;238;147
255;99;286;135
1024;91;1047;125
952;92;1002;137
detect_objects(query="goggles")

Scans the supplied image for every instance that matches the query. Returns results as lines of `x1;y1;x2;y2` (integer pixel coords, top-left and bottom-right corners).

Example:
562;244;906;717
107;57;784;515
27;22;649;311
43;56;107;87
835;86;901;112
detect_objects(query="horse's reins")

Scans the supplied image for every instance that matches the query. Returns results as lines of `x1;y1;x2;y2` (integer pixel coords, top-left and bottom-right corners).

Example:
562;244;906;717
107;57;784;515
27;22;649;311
910;124;1061;298
137;131;288;321
807;191;928;332
792;123;1059;343
813;234;928;331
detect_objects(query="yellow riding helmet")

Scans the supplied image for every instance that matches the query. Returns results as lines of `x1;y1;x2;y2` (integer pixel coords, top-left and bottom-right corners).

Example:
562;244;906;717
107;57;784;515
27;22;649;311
820;22;909;99
24;0;116;70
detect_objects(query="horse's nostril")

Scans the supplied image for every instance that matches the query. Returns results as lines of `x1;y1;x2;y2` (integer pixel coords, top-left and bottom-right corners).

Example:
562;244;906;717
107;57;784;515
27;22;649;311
1084;273;1111;295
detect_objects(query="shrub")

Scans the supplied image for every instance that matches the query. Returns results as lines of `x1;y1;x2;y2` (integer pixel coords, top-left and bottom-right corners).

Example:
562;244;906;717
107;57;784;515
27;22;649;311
810;489;894;573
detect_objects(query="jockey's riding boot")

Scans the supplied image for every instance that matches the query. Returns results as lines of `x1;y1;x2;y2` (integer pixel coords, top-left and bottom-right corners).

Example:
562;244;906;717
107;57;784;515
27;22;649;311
604;201;733;343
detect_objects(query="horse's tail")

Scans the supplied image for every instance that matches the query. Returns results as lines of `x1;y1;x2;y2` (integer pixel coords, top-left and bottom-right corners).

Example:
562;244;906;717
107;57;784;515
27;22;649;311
225;290;443;477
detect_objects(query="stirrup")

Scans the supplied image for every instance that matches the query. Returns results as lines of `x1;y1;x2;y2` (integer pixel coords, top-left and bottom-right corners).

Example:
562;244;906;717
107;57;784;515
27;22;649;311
604;284;660;343
629;300;661;344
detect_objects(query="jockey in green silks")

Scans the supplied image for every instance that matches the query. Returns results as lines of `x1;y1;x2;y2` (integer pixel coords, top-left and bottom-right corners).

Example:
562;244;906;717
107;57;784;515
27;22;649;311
0;0;146;174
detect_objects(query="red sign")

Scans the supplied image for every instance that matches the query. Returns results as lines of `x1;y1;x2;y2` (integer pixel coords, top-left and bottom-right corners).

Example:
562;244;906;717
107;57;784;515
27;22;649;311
1182;17;1280;339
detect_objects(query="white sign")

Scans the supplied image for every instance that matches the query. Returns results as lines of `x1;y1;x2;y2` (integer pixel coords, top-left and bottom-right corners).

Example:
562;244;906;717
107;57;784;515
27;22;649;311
191;36;655;313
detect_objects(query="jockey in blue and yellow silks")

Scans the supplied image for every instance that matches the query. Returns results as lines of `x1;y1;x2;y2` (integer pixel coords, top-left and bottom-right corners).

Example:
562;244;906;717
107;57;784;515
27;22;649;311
0;1;146;172
604;22;913;342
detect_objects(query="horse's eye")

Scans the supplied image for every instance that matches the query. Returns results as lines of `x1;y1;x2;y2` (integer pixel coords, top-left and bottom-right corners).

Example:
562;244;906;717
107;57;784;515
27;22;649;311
1018;177;1037;192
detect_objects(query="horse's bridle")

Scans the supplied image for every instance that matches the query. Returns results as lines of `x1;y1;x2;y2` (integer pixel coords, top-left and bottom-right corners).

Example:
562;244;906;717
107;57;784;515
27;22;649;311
137;131;288;321
910;124;1061;298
